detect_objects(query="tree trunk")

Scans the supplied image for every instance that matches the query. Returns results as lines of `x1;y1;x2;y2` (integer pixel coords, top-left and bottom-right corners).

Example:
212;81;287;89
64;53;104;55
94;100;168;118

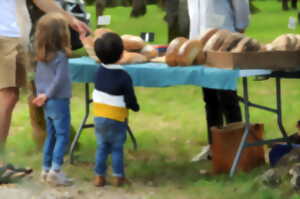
131;0;147;17
282;0;289;10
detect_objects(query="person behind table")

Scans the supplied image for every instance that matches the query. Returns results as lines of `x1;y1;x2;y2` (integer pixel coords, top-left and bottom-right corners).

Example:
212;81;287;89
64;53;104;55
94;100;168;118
92;32;140;187
0;0;89;155
32;12;73;186
187;0;250;160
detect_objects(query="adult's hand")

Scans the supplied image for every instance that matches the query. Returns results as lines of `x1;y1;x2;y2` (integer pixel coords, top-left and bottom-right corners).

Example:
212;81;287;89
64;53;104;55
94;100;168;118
32;0;91;36
70;17;91;37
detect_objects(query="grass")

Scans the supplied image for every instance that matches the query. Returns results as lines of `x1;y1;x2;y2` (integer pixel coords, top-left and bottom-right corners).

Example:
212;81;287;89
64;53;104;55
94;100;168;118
4;0;300;198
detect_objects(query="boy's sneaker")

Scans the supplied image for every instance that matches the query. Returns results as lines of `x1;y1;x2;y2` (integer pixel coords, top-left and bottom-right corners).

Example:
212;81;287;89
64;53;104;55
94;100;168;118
46;170;73;186
94;176;106;187
40;170;48;183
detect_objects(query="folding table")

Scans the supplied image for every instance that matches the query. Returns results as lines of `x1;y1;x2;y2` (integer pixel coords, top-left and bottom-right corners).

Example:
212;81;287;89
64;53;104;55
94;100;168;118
68;56;290;176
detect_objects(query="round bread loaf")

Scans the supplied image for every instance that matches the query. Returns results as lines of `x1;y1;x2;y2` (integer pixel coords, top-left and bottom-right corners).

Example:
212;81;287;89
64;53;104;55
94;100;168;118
218;32;244;51
286;34;298;50
93;28;113;40
121;34;145;51
140;44;159;59
177;40;204;66
270;34;292;51
117;51;148;64
165;37;188;66
203;29;231;51
294;34;300;50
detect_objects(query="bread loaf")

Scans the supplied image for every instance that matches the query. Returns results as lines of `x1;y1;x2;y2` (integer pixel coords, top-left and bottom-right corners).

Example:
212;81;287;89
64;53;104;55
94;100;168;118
177;40;204;66
203;29;231;51
218;32;244;51
94;28;113;40
198;28;219;46
150;56;165;63
231;37;261;52
117;51;148;64
165;37;188;66
140;45;159;59
287;34;298;50
270;34;292;51
121;34;145;51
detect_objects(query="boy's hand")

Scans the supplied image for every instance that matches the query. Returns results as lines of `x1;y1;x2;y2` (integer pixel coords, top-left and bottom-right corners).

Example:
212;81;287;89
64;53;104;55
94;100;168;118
32;94;48;107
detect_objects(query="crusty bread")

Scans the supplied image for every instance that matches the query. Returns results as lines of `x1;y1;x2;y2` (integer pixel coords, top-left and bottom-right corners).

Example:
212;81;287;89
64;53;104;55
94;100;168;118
177;40;204;66
150;56;166;63
231;37;261;52
198;28;219;46
140;45;159;59
117;51;148;64
294;34;300;50
93;28;113;40
121;34;145;51
218;32;244;51
203;29;231;51
270;34;292;51
165;37;188;66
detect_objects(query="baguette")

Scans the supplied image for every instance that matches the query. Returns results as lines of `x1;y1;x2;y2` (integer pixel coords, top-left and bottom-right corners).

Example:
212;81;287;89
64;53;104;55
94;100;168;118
140;44;159;59
117;51;148;64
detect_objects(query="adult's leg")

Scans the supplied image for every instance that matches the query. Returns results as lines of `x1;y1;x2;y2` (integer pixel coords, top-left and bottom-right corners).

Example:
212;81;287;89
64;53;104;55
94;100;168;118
219;90;242;124
0;87;19;152
202;88;223;144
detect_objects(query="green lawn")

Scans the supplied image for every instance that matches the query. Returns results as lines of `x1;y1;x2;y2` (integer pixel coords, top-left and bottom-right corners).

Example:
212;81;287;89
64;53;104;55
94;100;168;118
5;0;300;198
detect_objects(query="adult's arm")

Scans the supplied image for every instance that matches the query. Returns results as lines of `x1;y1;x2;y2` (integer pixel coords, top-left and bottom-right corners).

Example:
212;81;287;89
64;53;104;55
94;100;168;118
32;0;90;35
231;0;250;32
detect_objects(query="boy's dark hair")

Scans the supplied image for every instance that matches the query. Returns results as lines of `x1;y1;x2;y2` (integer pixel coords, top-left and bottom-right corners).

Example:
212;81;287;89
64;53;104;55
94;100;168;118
94;32;124;64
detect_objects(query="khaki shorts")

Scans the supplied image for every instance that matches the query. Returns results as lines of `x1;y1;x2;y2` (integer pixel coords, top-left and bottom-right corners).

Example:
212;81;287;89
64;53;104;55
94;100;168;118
0;36;28;90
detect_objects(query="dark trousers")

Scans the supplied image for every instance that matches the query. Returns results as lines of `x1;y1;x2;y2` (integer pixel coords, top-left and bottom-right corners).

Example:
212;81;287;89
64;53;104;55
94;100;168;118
202;88;242;144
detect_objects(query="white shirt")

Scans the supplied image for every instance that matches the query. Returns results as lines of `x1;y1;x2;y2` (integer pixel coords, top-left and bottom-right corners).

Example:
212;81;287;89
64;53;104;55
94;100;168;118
187;0;250;39
0;0;32;44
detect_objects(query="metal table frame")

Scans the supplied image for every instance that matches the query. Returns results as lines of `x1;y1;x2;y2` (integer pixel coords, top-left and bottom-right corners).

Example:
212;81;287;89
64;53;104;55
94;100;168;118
69;83;137;164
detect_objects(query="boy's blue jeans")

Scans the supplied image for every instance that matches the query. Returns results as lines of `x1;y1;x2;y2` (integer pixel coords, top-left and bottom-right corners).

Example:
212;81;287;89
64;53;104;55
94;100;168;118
43;99;70;171
94;117;127;177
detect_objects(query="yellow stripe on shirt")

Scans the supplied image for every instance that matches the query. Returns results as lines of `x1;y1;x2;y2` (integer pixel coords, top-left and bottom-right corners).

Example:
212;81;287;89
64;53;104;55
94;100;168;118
93;102;128;122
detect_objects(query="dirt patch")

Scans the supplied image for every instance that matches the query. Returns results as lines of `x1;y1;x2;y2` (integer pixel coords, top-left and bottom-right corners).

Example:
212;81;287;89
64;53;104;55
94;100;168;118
0;176;156;199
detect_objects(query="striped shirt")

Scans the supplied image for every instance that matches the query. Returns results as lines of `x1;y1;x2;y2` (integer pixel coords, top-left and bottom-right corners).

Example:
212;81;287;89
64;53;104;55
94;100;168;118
93;64;140;122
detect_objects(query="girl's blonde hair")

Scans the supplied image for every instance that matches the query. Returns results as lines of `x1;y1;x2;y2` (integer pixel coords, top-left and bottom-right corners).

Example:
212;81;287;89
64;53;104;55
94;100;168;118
35;12;72;62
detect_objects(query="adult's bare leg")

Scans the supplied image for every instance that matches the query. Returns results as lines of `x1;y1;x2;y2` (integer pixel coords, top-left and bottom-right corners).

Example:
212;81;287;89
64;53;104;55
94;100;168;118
0;87;19;153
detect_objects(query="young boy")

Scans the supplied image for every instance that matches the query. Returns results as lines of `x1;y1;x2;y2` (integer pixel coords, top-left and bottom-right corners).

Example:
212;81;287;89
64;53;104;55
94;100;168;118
92;32;140;187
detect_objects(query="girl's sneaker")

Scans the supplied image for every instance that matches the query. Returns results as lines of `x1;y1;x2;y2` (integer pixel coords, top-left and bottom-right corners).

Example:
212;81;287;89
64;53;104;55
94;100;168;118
40;170;48;183
46;170;73;186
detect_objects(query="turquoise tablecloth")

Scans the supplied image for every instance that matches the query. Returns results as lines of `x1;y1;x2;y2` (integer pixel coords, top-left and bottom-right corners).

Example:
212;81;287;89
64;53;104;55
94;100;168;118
69;57;271;90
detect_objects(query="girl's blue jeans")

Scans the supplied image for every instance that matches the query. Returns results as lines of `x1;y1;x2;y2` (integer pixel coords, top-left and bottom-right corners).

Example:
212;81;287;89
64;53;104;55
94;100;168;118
43;98;70;171
94;117;127;177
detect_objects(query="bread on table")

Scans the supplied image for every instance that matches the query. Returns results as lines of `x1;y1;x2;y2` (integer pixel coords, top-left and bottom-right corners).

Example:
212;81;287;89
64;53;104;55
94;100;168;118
198;28;219;46
94;28;113;40
117;51;148;64
165;37;188;66
218;32;244;52
231;37;262;52
121;34;145;51
269;34;292;51
177;40;204;66
203;29;231;51
140;44;159;59
150;56;165;63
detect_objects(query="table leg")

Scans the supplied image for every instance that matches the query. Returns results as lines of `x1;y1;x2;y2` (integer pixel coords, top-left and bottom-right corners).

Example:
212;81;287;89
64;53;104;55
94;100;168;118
69;83;93;164
230;77;251;177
